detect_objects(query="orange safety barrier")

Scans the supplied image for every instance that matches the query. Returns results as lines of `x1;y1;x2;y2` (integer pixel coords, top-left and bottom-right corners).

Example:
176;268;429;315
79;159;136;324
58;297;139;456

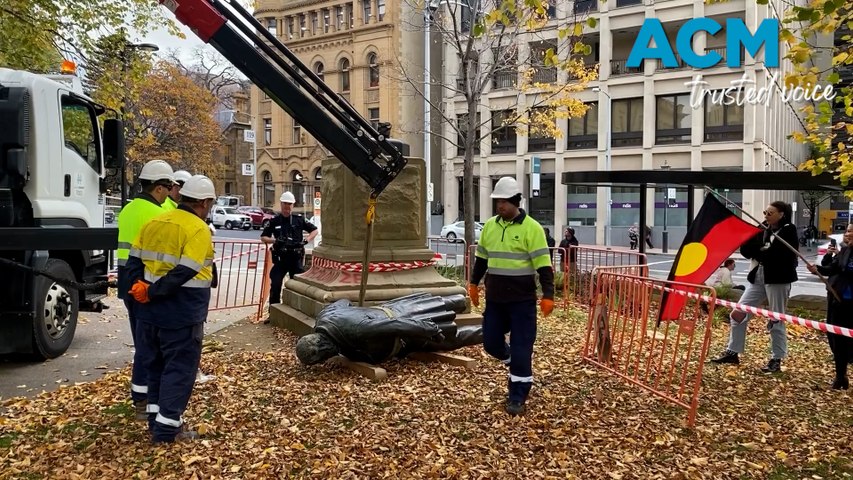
567;246;648;308
581;267;715;427
210;240;271;321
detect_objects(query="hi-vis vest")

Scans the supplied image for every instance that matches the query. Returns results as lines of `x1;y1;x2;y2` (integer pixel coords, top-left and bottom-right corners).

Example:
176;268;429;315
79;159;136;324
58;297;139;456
162;196;178;211
475;214;551;276
117;197;165;266
130;209;215;289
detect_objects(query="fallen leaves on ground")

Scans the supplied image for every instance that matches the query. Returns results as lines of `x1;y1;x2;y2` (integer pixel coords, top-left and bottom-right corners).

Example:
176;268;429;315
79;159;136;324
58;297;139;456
1;307;851;479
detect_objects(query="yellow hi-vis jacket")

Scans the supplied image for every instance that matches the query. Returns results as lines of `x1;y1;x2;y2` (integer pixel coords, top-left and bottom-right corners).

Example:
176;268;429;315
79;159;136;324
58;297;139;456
126;206;215;328
470;210;554;303
116;193;165;299
162;196;178;211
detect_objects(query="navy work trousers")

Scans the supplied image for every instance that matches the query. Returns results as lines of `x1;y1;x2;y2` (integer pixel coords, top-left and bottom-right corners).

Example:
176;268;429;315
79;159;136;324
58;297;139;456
268;254;304;306
137;322;203;443
482;299;537;403
124;298;147;403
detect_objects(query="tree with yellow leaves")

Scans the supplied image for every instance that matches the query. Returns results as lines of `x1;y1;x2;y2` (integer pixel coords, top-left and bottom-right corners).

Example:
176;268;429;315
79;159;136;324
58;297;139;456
398;0;597;245
778;0;853;186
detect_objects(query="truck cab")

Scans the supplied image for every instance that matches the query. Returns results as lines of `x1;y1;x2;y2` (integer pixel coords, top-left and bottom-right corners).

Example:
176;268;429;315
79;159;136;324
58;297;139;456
0;65;123;359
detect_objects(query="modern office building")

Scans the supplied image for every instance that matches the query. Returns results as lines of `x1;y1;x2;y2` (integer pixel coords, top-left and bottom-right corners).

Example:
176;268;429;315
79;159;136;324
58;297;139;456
251;0;426;212
438;0;809;248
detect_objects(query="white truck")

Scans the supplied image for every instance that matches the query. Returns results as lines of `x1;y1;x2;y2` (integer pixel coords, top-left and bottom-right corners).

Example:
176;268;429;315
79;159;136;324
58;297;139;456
0;66;124;359
209;206;252;230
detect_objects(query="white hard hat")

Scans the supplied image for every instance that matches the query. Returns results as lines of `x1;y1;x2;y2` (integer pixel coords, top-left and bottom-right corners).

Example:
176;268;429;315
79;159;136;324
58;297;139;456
179;175;216;200
280;191;296;203
139;160;175;182
173;170;192;185
490;177;521;199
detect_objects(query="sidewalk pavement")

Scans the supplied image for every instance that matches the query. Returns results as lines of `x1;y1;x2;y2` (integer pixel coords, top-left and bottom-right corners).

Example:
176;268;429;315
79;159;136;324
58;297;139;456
0;296;266;401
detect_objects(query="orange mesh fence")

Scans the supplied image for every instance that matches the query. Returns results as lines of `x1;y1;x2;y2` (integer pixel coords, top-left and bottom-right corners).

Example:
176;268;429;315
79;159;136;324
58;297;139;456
210;240;270;321
581;268;715;427
567;246;648;308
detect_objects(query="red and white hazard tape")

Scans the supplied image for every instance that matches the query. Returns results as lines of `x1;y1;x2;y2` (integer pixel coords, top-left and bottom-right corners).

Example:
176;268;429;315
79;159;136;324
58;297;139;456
312;256;436;273
648;283;853;339
214;244;265;263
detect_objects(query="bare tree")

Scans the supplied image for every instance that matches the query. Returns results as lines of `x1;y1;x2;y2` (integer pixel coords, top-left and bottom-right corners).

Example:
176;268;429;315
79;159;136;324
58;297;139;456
398;0;596;245
168;47;248;109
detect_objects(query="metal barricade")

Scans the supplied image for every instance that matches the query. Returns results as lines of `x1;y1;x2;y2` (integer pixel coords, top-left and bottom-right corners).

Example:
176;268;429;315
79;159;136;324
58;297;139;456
549;247;570;308
581;267;715;427
211;240;270;320
428;236;468;285
567;246;648;308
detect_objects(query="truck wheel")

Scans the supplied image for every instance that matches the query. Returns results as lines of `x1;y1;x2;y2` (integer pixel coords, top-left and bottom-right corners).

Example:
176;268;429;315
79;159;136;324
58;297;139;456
225;221;233;230
32;259;79;360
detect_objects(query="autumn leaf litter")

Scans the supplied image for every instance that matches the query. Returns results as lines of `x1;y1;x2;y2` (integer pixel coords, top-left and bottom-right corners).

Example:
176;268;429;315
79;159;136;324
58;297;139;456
1;307;851;479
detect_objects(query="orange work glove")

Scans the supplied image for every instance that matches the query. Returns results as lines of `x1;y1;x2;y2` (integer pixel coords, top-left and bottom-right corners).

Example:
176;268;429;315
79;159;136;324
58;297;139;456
540;298;554;317
128;280;151;304
467;284;480;308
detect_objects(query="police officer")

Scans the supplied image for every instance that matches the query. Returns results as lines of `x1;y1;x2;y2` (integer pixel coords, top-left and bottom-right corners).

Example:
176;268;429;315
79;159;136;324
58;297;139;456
116;159;174;420
126;175;217;443
261;191;318;312
467;177;554;416
162;170;192;211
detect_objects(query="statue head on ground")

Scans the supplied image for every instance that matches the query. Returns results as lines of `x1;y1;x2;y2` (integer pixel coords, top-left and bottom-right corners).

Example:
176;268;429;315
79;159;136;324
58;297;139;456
296;332;340;365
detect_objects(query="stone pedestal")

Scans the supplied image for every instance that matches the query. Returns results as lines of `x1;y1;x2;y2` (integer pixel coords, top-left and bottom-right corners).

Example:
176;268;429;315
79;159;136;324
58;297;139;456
270;156;475;332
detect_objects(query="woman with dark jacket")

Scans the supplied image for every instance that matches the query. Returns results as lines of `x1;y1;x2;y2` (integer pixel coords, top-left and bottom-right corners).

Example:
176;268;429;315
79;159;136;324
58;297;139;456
807;223;853;389
711;201;798;374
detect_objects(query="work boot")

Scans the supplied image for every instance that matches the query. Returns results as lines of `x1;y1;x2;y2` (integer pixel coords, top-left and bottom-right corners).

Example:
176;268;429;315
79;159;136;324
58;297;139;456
505;400;525;416
831;377;849;390
133;400;148;422
710;350;739;365
151;424;200;444
761;358;782;374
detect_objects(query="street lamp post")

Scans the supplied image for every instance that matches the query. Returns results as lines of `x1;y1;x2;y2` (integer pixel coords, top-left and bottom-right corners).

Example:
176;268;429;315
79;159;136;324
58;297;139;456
424;5;434;236
119;40;159;207
593;87;612;246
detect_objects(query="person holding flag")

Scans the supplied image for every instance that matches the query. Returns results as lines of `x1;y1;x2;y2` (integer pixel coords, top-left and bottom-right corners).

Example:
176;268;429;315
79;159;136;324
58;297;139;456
711;201;799;373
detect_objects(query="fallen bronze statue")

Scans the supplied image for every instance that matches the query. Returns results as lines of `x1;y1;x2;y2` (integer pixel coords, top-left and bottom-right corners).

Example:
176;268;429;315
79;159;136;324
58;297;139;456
295;293;483;365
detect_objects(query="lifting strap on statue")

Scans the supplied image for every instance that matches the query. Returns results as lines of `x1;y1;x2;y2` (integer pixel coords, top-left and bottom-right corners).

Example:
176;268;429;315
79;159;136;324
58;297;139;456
358;194;378;307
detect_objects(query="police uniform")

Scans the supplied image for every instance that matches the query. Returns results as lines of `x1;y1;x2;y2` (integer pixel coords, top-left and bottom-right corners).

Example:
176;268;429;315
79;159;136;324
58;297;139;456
116;191;165;406
469;209;554;407
261;213;317;305
125;205;215;443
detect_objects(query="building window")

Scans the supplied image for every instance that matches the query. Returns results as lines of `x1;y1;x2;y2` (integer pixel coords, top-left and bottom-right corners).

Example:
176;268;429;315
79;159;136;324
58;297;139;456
611;186;640;226
528;173;555;226
528;107;556;152
567;102;598;149
368;107;380;130
323;9;330;33
567;185;597;226
367;52;379;88
574;0;597;14
292;120;302;145
612;97;643;147
705;100;744;142
266;18;277;35
262;171;274;206
456;113;481;156
655;94;691;144
528;41;557;84
377;0;385;21
363;0;372;24
288;170;305;207
311;11;319;35
286;17;295;39
263;118;272;145
491;47;517;89
299;14;306;37
491;109;517;154
314;61;324;82
336;6;345;29
339;58;351;92
348;2;354;27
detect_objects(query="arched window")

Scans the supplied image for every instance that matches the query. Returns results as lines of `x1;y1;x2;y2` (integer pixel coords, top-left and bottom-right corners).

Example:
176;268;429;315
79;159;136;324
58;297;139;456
262;170;274;207
287;170;305;208
339;58;350;92
314;61;324;82
313;167;322;181
367;52;379;88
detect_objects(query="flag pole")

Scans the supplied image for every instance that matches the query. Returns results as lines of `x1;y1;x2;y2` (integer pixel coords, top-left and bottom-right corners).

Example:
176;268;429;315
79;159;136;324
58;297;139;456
703;187;841;302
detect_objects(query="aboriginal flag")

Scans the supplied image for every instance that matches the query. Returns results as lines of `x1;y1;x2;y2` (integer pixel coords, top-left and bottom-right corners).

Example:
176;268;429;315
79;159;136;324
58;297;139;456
658;194;762;321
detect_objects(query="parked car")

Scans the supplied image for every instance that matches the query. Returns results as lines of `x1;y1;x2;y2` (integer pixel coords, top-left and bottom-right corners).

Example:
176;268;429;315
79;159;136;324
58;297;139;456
816;233;845;265
237;206;274;230
439;221;484;242
209;207;252;230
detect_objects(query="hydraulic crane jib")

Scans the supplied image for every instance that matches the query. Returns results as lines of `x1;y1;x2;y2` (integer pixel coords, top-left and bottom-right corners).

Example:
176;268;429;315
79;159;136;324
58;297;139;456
160;0;408;196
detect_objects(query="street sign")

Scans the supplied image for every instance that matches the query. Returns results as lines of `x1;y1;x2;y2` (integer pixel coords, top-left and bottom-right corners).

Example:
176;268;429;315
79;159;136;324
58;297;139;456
313;191;322;210
241;163;254;176
243;130;256;143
